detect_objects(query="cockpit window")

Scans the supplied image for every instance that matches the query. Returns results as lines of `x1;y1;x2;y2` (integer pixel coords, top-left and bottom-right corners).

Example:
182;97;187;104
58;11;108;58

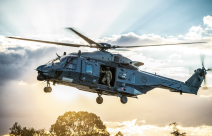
58;57;67;67
46;60;53;66
53;58;60;64
46;56;68;67
65;57;78;69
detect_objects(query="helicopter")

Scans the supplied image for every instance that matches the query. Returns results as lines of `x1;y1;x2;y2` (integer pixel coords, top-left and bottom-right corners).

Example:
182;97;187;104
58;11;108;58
7;28;211;104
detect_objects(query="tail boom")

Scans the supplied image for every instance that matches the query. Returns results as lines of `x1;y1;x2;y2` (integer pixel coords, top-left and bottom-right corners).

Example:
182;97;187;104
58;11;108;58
159;68;206;95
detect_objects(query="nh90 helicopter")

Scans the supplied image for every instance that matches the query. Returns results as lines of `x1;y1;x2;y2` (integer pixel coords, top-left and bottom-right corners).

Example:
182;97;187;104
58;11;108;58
8;28;210;104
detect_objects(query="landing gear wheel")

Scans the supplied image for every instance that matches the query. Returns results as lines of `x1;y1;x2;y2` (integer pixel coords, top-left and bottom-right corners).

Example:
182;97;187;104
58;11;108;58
44;80;52;93
120;95;128;104
96;96;103;104
44;87;52;93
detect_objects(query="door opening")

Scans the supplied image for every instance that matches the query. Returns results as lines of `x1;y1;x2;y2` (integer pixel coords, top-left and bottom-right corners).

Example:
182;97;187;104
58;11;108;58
99;65;116;87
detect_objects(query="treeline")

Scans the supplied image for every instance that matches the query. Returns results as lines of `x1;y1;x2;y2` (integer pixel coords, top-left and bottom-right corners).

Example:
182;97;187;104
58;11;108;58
8;111;186;136
9;111;124;136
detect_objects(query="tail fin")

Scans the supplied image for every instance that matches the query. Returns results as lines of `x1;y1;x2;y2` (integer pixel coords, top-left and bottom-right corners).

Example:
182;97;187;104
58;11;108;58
185;68;205;94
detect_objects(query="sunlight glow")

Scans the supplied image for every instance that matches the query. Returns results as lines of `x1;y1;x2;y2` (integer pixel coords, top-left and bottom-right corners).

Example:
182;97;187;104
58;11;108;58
105;119;212;136
51;85;79;101
18;81;27;85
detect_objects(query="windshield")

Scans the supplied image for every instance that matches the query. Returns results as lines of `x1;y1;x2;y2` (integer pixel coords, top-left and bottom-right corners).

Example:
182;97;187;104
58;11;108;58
53;58;60;64
46;57;68;67
59;57;67;67
46;60;53;66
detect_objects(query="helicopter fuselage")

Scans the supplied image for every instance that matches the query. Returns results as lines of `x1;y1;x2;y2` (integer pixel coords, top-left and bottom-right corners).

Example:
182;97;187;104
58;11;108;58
8;27;208;104
36;51;205;103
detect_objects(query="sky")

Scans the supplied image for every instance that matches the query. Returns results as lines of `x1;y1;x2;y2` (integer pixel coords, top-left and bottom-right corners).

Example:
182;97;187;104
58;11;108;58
0;0;212;135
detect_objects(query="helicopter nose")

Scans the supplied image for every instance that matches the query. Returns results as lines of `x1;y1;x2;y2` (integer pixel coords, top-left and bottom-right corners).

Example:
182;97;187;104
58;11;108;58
36;65;55;81
37;72;46;81
36;65;45;71
37;68;53;81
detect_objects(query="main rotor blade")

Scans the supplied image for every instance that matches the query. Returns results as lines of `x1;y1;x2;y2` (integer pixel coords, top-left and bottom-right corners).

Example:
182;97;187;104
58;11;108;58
113;42;207;48
67;28;98;45
7;37;88;47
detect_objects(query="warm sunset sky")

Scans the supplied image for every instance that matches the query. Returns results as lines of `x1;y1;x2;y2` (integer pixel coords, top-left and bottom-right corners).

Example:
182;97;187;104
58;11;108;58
0;0;212;135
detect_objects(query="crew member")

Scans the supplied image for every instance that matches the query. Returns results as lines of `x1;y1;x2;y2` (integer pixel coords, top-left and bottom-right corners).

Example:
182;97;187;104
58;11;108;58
101;67;112;89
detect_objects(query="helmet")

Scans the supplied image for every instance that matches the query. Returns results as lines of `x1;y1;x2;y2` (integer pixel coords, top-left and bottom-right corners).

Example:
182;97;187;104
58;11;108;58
106;67;110;70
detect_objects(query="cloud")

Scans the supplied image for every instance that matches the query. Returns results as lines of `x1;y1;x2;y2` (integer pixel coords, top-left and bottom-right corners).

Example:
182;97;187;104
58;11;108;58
7;46;25;51
98;32;179;46
105;119;212;136
185;25;204;39
200;95;212;98
203;15;212;27
183;16;212;41
0;35;84;85
95;16;212;56
0;41;58;85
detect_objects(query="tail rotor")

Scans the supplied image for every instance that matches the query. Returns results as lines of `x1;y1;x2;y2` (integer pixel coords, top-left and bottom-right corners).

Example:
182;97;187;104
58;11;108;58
200;54;212;90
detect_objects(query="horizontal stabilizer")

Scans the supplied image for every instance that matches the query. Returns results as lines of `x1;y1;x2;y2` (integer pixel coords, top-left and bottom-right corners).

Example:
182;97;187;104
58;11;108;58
133;61;144;67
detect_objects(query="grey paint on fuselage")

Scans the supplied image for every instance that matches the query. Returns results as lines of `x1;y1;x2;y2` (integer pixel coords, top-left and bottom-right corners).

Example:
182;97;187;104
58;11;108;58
37;51;204;98
70;51;139;69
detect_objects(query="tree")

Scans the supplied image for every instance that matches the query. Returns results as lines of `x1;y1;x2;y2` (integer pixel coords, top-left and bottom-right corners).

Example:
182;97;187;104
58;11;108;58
9;122;49;136
36;129;49;136
49;111;110;136
115;131;124;136
9;122;22;136
21;127;36;136
169;122;186;136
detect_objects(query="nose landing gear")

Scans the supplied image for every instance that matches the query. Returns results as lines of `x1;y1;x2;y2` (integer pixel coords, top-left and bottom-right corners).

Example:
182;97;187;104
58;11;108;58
96;93;103;104
44;87;52;93
44;81;52;93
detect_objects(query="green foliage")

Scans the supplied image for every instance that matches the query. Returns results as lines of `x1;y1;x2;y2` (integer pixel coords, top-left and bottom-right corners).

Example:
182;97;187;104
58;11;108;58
9;122;49;136
169;122;186;136
49;111;110;136
9;122;22;135
115;131;124;136
20;127;36;136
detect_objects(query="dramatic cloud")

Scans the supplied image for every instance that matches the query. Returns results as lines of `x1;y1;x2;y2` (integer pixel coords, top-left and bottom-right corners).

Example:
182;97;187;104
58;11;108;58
0;36;84;85
0;40;57;85
105;119;212;136
98;32;178;46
